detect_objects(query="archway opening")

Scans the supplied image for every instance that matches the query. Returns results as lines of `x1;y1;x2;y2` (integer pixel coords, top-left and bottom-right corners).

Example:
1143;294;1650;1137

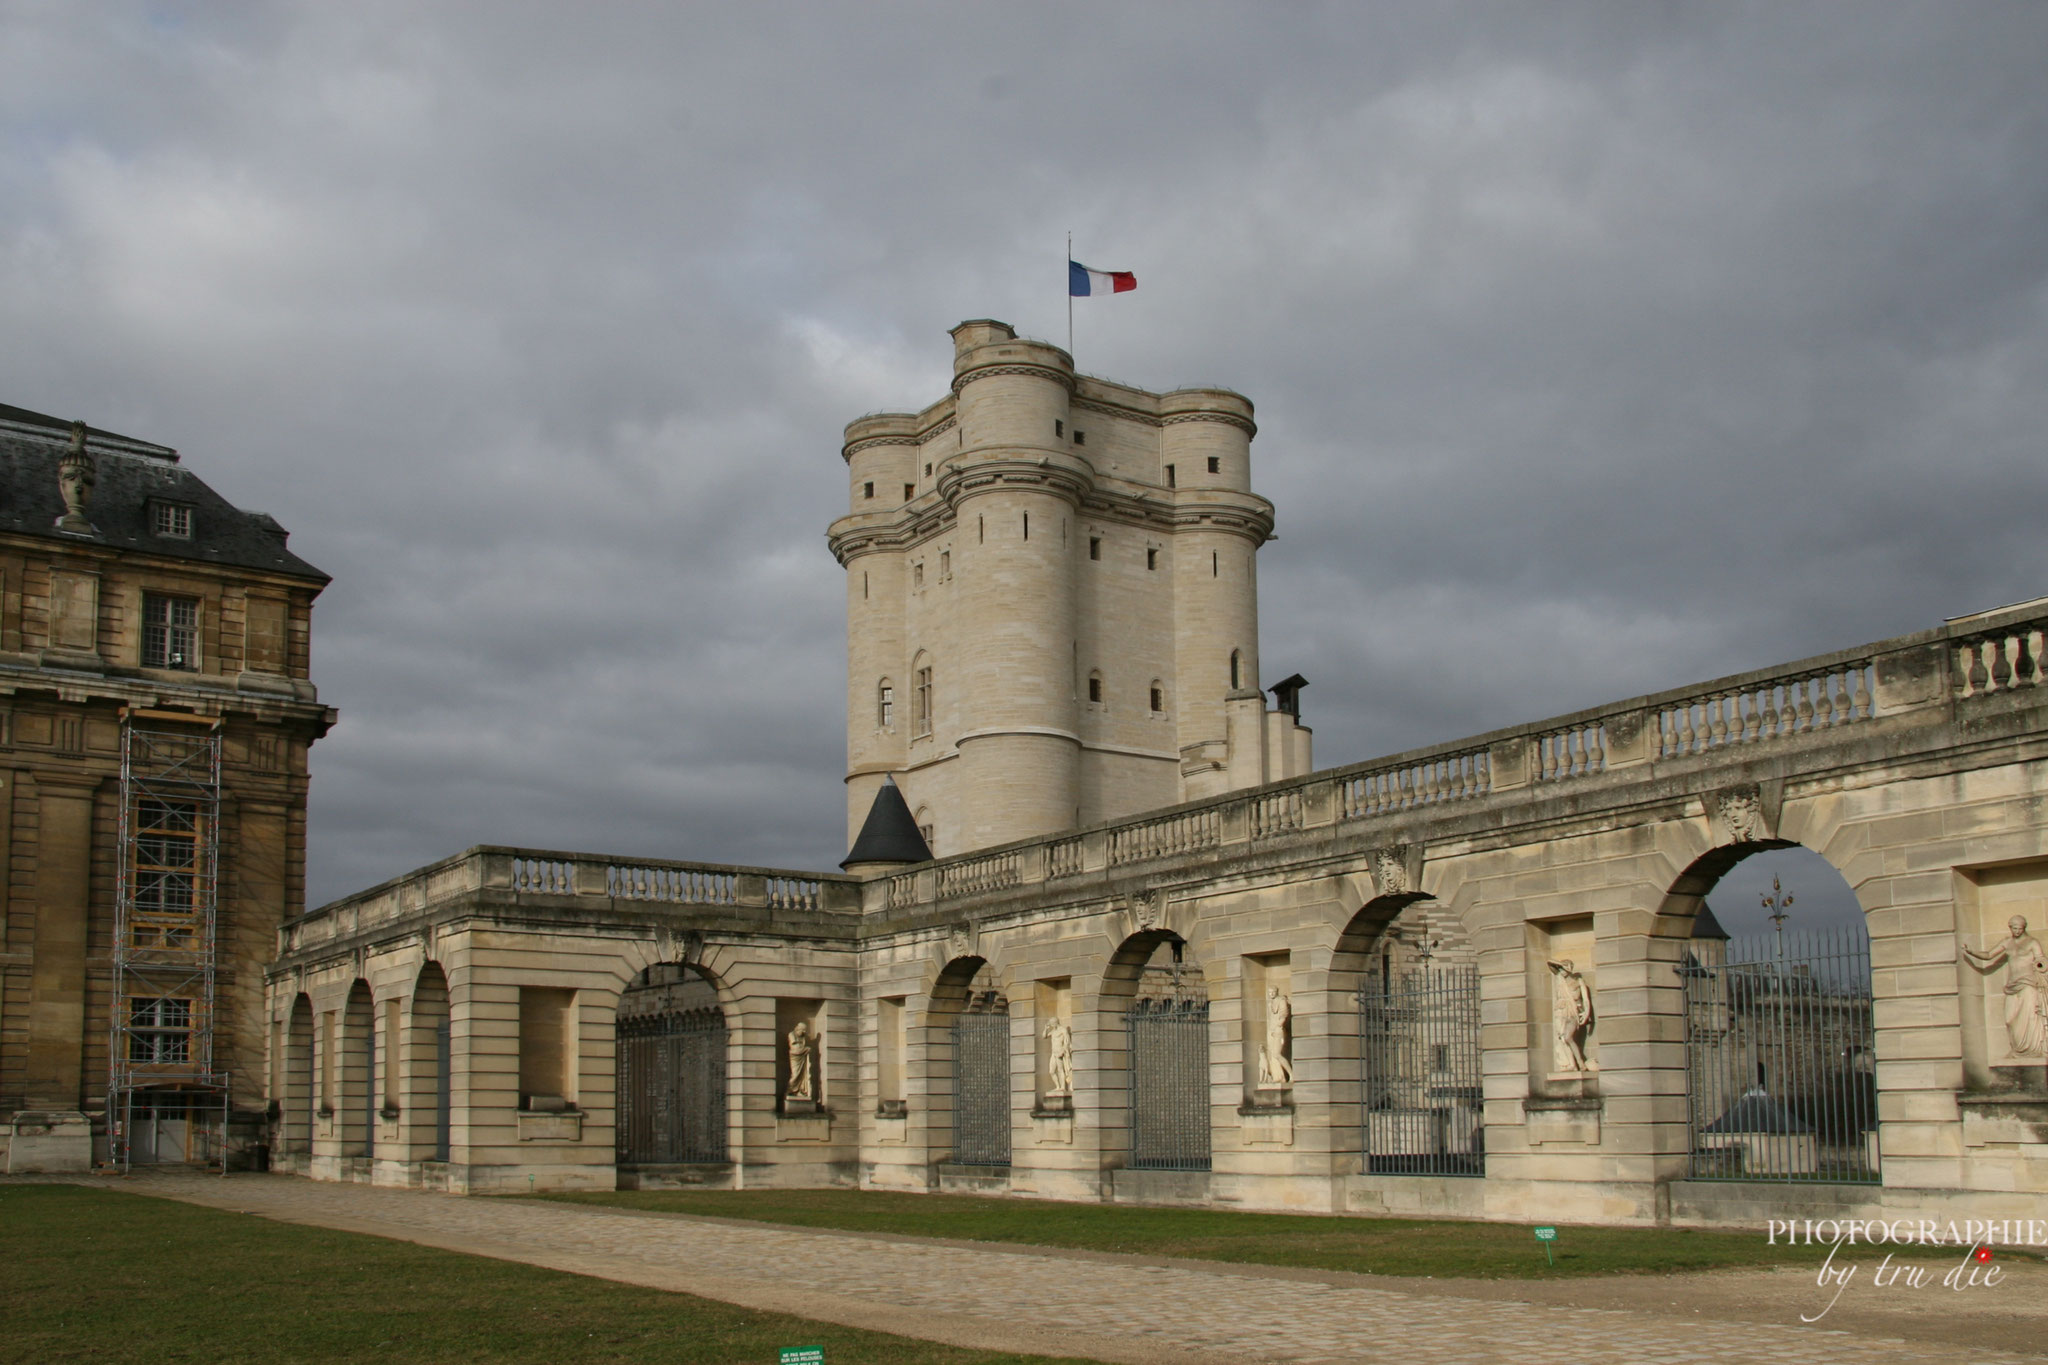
408;964;450;1163
1334;894;1482;1177
615;963;728;1165
282;994;314;1160
924;956;1009;1168
1665;844;1876;1183
340;980;374;1159
1105;931;1209;1172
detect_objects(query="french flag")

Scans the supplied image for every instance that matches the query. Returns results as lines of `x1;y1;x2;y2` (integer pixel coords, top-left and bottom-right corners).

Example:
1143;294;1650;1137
1069;260;1136;297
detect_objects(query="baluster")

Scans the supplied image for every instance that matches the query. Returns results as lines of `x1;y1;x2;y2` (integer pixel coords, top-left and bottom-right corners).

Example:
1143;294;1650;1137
1658;709;1676;757
1705;696;1727;748
1789;677;1811;731
1851;665;1872;719
1990;635;2012;692
1585;724;1604;771
1813;674;1835;728
1965;639;1989;694
1677;702;1696;754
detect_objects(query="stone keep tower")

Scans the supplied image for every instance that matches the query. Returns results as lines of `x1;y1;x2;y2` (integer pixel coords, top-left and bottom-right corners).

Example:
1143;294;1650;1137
829;320;1309;858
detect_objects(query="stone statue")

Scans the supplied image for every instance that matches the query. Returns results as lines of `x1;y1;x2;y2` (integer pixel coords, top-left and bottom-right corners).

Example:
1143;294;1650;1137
1259;985;1292;1087
1042;1015;1073;1098
1549;959;1593;1072
1962;915;2048;1057
785;1019;815;1102
56;419;96;534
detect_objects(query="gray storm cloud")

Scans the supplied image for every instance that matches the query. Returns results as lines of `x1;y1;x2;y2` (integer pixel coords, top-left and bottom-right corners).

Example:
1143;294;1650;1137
3;3;2044;905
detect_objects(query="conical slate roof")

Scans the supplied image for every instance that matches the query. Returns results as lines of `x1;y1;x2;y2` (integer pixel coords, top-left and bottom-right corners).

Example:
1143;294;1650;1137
841;776;932;869
1692;903;1731;940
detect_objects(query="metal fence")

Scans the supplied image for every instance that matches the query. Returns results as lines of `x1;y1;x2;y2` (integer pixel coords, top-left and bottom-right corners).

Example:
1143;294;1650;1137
1679;926;1878;1183
616;1006;729;1164
1359;964;1485;1176
1127;997;1212;1170
433;1019;452;1163
952;995;1012;1166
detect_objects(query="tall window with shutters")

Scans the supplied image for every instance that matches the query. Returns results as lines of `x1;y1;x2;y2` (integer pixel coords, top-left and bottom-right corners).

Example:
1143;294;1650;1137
913;664;933;738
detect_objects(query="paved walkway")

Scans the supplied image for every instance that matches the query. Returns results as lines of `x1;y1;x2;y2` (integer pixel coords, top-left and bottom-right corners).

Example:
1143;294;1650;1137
36;1173;2048;1365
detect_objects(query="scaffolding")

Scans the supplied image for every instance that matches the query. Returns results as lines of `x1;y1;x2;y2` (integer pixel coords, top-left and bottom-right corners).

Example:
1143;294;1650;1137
104;711;228;1172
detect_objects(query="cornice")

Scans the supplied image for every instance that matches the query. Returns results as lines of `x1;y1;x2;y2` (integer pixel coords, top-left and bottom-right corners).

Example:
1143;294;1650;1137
831;482;1273;562
951;362;1075;397
1161;409;1258;438
842;415;957;463
0;657;336;733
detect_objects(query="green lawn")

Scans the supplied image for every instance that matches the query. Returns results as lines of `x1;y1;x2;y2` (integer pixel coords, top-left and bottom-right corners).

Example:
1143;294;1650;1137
0;1184;1084;1365
532;1187;1874;1280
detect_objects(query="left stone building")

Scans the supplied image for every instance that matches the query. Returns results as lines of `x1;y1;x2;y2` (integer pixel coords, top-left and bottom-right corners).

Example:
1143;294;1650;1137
0;404;334;1172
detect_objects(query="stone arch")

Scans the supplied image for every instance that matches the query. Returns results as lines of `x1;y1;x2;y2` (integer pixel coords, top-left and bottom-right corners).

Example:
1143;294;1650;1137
1096;929;1210;1173
281;993;314;1161
407;963;451;1163
1654;840;1878;1183
916;955;1006;1166
615;960;730;1165
1330;892;1484;1177
339;979;375;1159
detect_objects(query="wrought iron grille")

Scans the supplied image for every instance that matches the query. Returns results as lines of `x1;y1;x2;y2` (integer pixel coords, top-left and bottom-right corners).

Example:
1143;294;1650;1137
952;997;1012;1166
433;1019;452;1163
616;1007;728;1164
1359;963;1484;1176
1680;926;1878;1183
1126;998;1211;1170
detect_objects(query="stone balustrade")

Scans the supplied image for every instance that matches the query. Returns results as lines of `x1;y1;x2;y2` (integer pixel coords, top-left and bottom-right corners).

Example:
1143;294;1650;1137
1953;614;2047;698
282;847;860;955
866;601;2039;916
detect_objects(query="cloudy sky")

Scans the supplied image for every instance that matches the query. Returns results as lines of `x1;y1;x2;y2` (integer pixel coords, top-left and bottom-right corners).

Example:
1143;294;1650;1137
4;4;2045;916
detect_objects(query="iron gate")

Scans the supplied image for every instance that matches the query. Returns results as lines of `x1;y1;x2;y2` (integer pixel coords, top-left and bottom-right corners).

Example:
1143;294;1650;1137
1127;998;1211;1170
952;996;1011;1166
616;1006;728;1164
1680;927;1878;1182
433;1019;452;1162
1359;963;1484;1176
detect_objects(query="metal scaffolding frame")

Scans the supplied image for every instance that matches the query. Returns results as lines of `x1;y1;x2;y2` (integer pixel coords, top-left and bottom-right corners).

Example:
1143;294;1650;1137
104;712;228;1173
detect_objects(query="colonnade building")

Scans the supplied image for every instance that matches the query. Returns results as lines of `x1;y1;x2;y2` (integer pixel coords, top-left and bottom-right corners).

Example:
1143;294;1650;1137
258;323;2046;1229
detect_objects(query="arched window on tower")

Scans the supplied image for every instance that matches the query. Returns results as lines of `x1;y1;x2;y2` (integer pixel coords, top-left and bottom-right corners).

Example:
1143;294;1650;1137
915;806;935;852
1087;670;1104;705
1150;680;1166;714
1230;650;1242;690
913;655;934;738
877;679;894;730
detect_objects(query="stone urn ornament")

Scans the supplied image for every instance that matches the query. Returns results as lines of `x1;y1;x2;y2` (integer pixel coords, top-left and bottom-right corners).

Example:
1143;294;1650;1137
56;419;96;534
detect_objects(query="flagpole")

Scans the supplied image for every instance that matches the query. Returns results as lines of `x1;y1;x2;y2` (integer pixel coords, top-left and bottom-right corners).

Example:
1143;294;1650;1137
1066;231;1074;359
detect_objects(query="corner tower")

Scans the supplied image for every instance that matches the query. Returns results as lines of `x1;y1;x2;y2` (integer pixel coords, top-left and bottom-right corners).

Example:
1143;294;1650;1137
828;320;1303;859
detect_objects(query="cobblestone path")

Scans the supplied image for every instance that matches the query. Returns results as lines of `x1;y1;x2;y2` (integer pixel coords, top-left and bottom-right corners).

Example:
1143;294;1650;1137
45;1173;2045;1365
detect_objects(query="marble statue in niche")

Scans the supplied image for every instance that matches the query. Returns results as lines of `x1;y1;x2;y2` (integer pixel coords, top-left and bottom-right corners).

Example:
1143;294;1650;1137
1548;959;1594;1073
1963;914;2048;1057
1259;985;1293;1087
1042;1014;1073;1099
786;1019;817;1102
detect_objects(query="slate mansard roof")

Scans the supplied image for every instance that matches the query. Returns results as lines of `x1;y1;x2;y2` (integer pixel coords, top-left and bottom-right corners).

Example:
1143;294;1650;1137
0;403;328;583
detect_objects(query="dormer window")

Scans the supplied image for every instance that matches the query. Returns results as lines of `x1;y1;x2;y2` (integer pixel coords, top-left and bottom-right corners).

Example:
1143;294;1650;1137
152;501;193;538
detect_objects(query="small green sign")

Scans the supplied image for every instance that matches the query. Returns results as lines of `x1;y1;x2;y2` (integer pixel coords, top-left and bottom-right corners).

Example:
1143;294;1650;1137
779;1349;824;1365
1533;1226;1557;1241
